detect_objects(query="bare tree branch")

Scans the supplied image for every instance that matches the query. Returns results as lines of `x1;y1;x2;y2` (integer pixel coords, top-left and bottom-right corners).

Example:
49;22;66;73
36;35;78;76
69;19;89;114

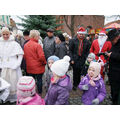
63;15;71;30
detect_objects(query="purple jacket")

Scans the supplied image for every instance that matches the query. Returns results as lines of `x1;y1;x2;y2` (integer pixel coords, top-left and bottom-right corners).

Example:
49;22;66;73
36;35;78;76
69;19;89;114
45;75;72;105
78;74;106;105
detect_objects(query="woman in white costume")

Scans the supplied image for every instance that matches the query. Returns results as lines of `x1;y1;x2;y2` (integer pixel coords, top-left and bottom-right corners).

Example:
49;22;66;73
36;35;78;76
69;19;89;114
0;27;24;103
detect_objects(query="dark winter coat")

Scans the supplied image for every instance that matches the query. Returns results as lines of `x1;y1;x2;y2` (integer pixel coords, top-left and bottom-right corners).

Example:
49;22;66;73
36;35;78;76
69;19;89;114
81;60;90;76
78;74;106;105
55;42;67;59
69;38;90;68
43;36;56;60
44;75;72;105
21;40;29;70
108;39;120;83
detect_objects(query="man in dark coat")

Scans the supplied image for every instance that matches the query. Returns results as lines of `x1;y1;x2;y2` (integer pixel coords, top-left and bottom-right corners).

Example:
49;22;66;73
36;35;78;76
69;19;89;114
21;30;30;75
43;28;56;60
106;29;120;105
69;27;90;90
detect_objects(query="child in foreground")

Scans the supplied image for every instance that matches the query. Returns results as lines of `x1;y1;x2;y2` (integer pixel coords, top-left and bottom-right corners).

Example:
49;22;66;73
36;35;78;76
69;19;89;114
45;56;72;105
17;76;45;105
78;61;106;105
45;55;59;92
81;52;96;77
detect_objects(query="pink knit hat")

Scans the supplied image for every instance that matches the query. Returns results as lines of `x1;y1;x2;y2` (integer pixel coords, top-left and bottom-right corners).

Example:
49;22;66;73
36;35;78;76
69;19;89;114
17;76;36;98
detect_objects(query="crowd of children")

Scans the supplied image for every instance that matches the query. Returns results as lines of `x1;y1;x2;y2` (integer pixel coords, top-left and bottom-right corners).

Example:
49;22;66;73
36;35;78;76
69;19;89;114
0;53;107;105
1;26;116;105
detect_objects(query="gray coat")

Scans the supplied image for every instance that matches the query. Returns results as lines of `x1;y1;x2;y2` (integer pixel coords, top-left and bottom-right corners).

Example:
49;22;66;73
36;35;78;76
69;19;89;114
43;36;56;60
55;42;67;59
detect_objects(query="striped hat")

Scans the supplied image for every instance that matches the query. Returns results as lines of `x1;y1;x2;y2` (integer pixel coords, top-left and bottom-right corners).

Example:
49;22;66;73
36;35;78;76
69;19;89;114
17;76;36;98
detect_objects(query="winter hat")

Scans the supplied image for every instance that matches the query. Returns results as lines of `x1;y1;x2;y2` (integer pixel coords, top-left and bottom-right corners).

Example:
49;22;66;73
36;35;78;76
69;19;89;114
17;76;36;98
23;30;30;36
1;27;10;34
63;32;70;38
56;33;65;42
47;55;60;62
88;61;101;78
87;53;95;60
77;27;86;34
47;28;54;32
108;28;119;41
99;28;106;35
51;55;70;76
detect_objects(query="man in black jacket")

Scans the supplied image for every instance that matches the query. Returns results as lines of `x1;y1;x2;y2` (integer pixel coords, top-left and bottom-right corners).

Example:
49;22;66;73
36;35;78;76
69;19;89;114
106;29;120;105
69;27;90;90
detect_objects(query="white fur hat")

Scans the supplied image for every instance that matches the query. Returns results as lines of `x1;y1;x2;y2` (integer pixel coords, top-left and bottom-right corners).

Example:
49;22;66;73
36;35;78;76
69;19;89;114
17;76;36;98
1;27;10;33
51;56;70;76
88;61;101;78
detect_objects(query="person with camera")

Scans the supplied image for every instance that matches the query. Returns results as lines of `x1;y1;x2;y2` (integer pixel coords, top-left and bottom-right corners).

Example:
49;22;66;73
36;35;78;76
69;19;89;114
106;29;120;105
90;29;112;79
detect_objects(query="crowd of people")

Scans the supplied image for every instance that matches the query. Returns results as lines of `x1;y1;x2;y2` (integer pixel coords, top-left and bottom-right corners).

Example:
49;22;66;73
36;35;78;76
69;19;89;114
0;26;120;105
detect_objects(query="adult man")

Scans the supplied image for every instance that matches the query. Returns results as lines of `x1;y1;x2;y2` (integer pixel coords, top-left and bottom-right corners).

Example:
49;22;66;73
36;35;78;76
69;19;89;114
21;30;30;75
70;27;90;90
43;28;56;60
23;30;30;48
90;29;112;78
106;29;120;105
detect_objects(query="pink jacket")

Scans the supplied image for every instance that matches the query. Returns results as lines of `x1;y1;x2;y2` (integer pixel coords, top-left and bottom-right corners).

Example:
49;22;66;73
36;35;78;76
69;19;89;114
17;94;45;105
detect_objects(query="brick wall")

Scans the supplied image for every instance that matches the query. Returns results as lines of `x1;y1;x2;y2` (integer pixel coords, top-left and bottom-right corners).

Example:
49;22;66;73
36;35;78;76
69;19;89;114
56;15;105;36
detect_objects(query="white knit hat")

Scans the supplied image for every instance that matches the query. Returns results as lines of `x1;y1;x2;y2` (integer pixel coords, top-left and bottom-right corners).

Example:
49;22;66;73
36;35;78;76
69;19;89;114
51;56;70;76
88;62;101;78
17;76;36;98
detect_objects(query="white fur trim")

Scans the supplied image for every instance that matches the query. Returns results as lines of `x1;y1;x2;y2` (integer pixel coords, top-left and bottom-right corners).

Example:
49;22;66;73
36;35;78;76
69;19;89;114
77;31;86;34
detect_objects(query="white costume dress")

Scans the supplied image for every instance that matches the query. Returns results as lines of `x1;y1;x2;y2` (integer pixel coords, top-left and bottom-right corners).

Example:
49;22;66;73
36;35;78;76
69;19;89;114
0;35;24;103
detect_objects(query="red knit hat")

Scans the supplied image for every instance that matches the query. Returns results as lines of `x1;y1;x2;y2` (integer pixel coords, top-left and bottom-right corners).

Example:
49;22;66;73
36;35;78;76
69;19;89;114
77;27;86;34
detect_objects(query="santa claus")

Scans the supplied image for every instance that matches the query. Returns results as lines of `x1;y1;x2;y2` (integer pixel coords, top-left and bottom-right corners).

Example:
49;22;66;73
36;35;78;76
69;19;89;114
90;29;112;78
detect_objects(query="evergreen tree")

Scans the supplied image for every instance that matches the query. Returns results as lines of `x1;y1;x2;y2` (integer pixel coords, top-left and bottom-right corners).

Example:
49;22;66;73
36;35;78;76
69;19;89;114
17;15;63;38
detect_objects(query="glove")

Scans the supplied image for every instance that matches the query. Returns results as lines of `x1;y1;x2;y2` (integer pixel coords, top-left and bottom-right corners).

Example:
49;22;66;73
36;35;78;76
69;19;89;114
92;98;99;105
82;84;89;90
89;80;96;87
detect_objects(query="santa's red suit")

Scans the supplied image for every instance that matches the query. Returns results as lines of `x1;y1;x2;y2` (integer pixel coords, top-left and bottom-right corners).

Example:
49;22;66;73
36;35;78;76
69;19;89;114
90;29;112;79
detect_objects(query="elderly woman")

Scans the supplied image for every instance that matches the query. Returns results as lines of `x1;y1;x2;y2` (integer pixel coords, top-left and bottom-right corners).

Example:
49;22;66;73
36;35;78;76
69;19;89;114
24;30;46;95
0;27;24;103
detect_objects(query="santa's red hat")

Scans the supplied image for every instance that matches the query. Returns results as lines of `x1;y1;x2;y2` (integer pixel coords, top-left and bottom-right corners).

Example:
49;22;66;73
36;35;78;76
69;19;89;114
77;27;86;34
99;28;106;35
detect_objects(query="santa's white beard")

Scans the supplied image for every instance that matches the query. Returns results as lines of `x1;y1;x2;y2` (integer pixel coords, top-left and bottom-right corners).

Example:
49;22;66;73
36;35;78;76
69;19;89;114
98;36;107;48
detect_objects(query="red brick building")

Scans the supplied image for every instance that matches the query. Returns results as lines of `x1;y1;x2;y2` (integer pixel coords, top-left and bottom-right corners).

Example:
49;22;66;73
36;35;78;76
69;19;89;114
56;15;105;37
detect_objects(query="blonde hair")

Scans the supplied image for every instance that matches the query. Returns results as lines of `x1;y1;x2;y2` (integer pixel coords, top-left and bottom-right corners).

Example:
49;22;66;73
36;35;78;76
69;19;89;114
29;30;40;38
17;30;23;37
1;27;10;34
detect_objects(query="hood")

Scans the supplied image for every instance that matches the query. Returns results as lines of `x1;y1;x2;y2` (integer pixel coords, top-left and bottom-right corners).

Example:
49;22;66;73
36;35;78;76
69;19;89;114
86;74;102;81
57;75;72;91
0;35;15;42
